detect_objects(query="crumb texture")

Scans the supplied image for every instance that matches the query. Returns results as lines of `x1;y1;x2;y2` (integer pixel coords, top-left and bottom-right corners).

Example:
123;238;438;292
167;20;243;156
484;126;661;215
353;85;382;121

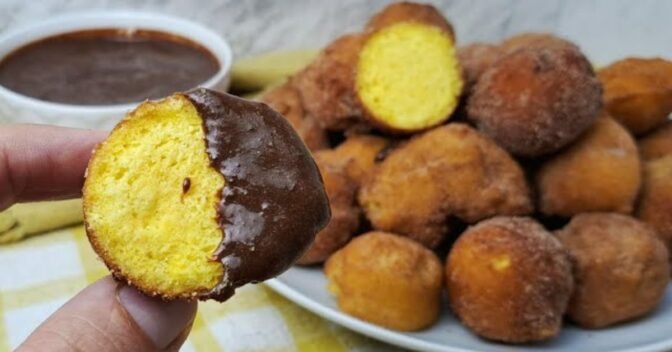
84;95;225;298
356;22;462;131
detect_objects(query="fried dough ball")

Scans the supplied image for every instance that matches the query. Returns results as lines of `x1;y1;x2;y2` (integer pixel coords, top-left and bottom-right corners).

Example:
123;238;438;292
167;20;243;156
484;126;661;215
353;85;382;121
365;1;455;39
501;32;580;53
457;43;503;92
325;231;443;331
83;90;330;300
637;155;672;264
639;121;672;161
446;217;573;343
536;116;641;217
599;57;672;136
356;22;463;133
293;33;365;131
557;213;670;328
298;152;360;265
359;124;533;248
466;45;602;157
260;81;328;151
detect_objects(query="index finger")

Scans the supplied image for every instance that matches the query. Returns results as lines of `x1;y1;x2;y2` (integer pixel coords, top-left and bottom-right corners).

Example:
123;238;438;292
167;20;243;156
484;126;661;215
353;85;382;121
0;124;107;210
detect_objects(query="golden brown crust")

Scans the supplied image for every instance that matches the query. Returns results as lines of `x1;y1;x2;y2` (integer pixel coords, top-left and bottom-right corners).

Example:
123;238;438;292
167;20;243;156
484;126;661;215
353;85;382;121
501;32;580;54
325;231;443;331
457;43;503;93
365;1;455;40
466;44;602;157
446;216;573;343
639;121;672;161
556;213;670;328
637;155;672;265
598;57;672;136
293;33;366;131
359;124;532;248
260;80;329;151
297;152;360;265
536;116;641;216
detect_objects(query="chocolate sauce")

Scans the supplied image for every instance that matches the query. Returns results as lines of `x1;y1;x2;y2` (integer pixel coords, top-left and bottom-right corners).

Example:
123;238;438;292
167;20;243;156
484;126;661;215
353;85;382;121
0;29;219;105
185;89;330;300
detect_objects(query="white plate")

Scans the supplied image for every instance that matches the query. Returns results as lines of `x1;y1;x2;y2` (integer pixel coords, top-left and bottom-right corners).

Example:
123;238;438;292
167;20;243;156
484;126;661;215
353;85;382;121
267;267;672;352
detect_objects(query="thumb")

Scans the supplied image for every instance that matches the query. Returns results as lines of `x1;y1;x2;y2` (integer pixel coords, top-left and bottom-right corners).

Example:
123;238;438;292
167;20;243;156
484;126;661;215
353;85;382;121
17;276;197;352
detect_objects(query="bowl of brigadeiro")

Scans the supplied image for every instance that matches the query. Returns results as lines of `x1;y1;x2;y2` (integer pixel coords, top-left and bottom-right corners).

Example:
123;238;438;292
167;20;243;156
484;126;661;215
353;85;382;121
0;11;232;129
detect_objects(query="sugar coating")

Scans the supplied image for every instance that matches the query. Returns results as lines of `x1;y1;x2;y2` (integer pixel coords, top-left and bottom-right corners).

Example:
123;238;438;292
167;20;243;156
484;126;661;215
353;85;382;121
467;44;602;157
293;33;365;131
536;116;641;216
359;124;532;248
447;216;573;343
556;213;670;328
599;57;672;136
457;43;503;92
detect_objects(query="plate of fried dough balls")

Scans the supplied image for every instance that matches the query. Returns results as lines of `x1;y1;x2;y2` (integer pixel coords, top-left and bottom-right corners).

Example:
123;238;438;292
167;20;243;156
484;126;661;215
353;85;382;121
263;2;672;351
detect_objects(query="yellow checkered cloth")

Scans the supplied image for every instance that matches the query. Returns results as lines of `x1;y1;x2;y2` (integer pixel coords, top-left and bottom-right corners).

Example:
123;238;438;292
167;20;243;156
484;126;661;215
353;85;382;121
0;224;399;351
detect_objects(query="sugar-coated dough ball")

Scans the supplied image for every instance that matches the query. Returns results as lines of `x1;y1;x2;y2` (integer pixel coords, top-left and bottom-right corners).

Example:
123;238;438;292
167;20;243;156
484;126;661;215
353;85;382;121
557;213;670;328
467;45;602;157
325;231;443;331
536;116;641;216
446;217;573;343
599;57;672;136
359;124;532;248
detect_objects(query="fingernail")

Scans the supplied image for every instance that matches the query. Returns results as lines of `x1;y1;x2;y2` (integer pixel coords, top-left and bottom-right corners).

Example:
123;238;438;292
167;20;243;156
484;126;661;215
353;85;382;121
118;285;197;349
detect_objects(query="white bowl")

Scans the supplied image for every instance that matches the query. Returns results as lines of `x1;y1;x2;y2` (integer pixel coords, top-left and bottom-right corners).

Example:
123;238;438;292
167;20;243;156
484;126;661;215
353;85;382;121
0;11;233;130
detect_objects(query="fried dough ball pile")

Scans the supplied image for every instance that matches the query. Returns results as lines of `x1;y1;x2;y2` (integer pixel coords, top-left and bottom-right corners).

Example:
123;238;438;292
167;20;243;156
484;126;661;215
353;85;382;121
536;116;641;216
256;1;672;343
298;152;360;265
598;58;672;136
446;217;573;343
466;42;602;157
325;231;443;331
359;124;532;248
556;213;670;328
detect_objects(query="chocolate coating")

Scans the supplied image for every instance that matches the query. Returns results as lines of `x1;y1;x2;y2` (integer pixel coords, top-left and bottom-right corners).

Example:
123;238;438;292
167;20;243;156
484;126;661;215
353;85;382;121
185;89;330;300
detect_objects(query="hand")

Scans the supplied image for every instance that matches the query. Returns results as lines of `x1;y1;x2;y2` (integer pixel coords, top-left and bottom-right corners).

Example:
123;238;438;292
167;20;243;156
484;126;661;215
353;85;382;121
2;125;197;352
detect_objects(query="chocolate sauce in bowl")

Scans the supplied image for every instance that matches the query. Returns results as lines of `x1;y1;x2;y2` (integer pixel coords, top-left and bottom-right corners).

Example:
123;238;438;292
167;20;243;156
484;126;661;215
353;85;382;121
0;29;220;105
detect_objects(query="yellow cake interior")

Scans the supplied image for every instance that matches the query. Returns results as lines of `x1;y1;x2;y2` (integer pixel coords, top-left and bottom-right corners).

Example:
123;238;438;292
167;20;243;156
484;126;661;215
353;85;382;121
356;22;462;131
84;95;225;298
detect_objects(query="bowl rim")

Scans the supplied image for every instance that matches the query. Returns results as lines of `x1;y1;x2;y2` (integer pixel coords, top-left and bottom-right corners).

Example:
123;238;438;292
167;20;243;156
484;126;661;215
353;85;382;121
0;10;233;114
